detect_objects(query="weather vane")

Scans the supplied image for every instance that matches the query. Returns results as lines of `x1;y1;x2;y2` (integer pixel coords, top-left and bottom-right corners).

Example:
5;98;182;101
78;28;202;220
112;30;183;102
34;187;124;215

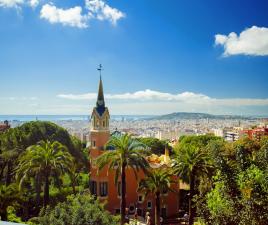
97;64;103;77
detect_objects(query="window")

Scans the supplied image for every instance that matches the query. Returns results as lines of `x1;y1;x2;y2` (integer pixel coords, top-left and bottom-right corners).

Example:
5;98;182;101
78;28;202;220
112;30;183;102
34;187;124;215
117;182;121;196
92;140;96;147
103;121;105;127
161;208;167;218
147;201;152;209
138;195;143;203
99;182;108;197
90;180;97;195
115;209;120;214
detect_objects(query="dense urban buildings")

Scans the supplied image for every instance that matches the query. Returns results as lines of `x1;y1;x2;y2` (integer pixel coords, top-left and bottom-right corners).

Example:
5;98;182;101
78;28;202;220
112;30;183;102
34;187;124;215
0;120;10;133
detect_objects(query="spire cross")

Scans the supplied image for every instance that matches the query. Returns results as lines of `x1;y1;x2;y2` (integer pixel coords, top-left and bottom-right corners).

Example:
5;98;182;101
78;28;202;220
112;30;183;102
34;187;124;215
97;64;103;77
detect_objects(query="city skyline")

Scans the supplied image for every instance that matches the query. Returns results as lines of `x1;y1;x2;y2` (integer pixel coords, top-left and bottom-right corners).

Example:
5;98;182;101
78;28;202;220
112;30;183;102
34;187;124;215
1;0;268;115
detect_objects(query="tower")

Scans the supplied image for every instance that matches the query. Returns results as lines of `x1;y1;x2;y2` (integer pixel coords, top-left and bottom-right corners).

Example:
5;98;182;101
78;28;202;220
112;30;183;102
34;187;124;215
89;65;110;199
90;65;110;151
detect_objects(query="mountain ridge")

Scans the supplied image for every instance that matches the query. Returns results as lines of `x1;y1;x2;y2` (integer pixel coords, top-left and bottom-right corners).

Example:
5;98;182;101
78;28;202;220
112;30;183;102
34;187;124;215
148;112;254;120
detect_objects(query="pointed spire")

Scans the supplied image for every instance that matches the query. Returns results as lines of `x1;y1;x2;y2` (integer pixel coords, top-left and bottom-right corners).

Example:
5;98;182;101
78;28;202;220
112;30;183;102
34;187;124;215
97;75;105;107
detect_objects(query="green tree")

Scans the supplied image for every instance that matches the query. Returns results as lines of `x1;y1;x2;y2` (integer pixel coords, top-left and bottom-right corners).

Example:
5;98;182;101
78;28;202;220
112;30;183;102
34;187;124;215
16;140;73;206
138;169;174;225
173;141;212;225
139;137;171;155
29;191;119;225
0;184;21;221
204;137;268;225
95;133;149;225
0;121;87;185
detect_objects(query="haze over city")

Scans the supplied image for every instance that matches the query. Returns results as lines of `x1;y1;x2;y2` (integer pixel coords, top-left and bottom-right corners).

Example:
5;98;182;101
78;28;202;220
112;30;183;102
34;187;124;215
0;0;268;116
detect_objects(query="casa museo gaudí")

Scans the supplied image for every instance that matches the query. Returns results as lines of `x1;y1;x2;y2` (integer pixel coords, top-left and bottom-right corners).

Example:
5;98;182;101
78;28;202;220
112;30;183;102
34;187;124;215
88;68;187;223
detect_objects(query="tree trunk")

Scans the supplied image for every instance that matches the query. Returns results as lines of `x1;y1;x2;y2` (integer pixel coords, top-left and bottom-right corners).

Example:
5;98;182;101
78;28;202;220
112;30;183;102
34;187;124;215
0;161;7;181
189;171;196;225
43;176;50;207
0;210;7;221
120;163;126;225
72;179;76;194
155;191;161;225
35;175;41;208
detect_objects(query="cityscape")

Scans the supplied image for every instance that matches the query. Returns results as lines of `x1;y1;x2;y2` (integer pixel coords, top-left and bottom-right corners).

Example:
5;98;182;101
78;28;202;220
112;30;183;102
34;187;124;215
1;1;268;225
2;114;267;144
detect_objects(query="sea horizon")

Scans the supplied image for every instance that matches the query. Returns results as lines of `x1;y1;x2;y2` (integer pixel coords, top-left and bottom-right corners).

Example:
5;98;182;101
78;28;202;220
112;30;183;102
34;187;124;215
0;113;267;122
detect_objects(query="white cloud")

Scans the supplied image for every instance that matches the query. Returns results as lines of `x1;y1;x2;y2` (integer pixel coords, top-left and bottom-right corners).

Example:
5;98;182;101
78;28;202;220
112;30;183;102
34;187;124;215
1;0;125;28
0;96;38;101
215;26;268;56
0;0;38;8
57;89;268;107
40;3;88;28
85;0;125;25
57;93;97;100
29;0;38;8
0;0;24;8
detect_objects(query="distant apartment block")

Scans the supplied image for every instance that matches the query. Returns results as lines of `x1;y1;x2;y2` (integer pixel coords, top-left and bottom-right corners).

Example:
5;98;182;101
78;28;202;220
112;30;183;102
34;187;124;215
241;126;268;141
0;120;10;133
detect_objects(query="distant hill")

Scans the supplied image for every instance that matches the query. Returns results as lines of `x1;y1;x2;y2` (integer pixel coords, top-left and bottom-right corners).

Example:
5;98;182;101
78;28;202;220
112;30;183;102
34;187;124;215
149;112;252;120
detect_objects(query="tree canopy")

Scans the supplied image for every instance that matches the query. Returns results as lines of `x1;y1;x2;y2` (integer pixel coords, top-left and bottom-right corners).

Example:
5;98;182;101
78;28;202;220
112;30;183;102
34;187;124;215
29;192;119;225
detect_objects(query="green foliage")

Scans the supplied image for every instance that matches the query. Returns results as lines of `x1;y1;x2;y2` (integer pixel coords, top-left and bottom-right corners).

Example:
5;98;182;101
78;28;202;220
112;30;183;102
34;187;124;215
206;178;235;225
0;184;22;221
97;133;150;185
30;192;119;225
177;135;221;151
16;140;74;206
7;206;23;223
0;121;87;185
138;169;174;225
173;144;212;184
139;137;171;155
138;168;174;196
173;135;216;225
96;133;150;224
202;137;268;225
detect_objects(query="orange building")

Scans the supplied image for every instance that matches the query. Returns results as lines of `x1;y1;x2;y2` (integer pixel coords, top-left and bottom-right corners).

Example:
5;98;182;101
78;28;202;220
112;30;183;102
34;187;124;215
89;75;186;221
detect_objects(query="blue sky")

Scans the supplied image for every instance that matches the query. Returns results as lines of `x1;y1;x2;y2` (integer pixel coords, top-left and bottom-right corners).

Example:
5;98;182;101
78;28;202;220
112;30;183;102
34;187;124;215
0;0;268;115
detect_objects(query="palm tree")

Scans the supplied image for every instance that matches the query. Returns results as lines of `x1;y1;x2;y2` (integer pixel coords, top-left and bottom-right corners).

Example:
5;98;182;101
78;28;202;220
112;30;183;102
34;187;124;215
173;145;211;225
16;140;73;206
95;133;149;225
138;169;174;225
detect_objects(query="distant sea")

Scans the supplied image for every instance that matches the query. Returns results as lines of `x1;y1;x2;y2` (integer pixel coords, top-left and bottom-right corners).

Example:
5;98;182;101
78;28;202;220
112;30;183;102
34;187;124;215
0;115;153;122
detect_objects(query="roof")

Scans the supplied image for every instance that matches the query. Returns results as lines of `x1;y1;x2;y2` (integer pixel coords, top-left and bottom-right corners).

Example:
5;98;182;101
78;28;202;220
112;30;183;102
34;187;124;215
96;76;106;116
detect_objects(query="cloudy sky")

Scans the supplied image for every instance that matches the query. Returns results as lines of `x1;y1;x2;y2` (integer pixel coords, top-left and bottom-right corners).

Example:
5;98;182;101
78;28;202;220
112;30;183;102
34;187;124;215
0;0;268;115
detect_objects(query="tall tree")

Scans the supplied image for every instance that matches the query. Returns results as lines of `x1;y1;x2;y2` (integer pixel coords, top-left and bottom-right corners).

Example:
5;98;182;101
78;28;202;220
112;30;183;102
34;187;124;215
16;140;73;206
95;133;149;225
138;169;174;225
173;144;212;225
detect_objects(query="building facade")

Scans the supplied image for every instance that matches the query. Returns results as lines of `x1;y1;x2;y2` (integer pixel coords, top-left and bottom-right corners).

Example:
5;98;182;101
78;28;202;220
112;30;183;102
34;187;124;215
89;76;183;220
0;120;10;133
